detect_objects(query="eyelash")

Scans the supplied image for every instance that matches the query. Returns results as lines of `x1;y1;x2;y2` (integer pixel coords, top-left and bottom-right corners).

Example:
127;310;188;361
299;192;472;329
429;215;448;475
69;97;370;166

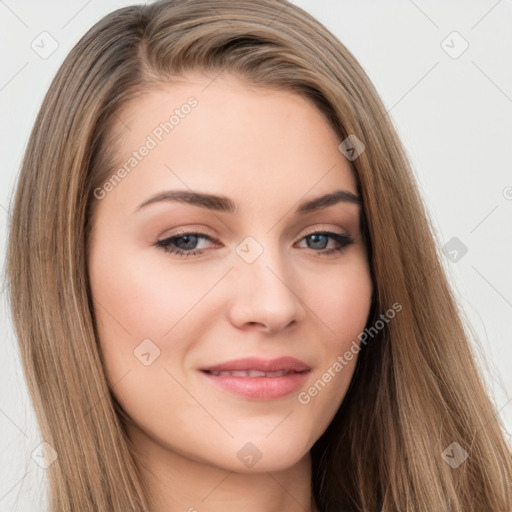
155;228;354;258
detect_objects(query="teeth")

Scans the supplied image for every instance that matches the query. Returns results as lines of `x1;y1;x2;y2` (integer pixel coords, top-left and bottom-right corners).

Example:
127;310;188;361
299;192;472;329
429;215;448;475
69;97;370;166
248;370;266;377
264;370;289;377
208;369;291;377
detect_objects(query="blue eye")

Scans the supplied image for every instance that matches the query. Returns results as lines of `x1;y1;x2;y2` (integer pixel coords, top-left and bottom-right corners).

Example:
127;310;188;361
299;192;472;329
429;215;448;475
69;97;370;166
155;232;214;258
298;232;354;254
155;230;354;258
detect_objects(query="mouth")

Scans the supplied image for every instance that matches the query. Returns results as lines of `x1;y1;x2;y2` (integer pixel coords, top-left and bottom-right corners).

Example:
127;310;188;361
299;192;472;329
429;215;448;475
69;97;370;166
202;369;306;377
198;357;311;400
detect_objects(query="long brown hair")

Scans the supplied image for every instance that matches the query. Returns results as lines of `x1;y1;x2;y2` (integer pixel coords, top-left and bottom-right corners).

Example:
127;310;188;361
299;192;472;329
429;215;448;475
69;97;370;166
6;1;511;510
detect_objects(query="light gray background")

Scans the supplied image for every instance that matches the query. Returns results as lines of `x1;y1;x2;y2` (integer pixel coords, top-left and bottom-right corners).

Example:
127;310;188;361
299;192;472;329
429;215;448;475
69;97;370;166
1;1;511;510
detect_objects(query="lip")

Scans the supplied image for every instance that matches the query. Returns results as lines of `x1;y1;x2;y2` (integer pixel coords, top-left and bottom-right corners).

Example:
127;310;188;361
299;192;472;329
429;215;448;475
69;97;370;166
199;357;311;400
199;356;311;373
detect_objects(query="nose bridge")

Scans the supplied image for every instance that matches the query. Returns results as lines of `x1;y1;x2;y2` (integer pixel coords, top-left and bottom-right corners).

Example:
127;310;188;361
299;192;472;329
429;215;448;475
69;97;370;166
235;233;290;290
227;233;305;331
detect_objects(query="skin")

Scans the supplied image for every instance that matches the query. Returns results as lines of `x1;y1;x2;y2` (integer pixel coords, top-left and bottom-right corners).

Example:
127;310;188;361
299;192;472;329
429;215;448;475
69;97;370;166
87;72;373;512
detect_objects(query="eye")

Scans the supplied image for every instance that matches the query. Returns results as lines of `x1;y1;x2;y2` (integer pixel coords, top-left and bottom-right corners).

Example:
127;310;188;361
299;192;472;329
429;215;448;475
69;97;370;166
155;230;217;258
155;229;354;258
295;229;354;255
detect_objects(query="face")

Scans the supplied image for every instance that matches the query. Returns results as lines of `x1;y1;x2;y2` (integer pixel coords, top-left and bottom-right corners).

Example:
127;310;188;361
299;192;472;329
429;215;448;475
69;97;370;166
88;72;373;474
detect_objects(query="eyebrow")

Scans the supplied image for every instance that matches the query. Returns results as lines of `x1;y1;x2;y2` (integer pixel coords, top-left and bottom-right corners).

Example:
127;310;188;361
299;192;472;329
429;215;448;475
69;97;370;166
134;188;362;215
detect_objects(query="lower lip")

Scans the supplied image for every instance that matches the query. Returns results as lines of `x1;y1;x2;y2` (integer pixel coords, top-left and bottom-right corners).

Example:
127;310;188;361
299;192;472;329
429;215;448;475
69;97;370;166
200;370;310;400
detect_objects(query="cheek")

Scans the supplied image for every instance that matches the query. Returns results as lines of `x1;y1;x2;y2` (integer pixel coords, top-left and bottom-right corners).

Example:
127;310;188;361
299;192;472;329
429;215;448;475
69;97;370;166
297;255;372;428
88;243;204;434
310;253;373;348
88;237;231;411
88;238;213;346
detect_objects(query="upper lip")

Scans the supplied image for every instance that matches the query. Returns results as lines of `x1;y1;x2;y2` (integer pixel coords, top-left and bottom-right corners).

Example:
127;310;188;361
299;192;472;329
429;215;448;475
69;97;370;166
200;357;311;373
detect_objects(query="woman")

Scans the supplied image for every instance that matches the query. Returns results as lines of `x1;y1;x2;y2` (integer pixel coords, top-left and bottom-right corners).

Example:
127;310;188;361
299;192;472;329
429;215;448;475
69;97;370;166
5;0;511;511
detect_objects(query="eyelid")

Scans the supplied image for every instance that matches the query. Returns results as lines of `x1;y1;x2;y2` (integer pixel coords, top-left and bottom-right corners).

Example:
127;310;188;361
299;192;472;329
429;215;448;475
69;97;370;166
161;226;217;239
300;225;349;238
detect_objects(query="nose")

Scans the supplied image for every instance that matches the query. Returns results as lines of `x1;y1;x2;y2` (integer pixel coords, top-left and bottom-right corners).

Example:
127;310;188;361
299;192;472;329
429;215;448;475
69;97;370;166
226;243;306;334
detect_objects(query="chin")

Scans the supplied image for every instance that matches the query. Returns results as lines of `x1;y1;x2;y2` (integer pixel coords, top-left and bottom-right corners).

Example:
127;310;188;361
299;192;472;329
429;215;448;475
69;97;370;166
225;435;313;474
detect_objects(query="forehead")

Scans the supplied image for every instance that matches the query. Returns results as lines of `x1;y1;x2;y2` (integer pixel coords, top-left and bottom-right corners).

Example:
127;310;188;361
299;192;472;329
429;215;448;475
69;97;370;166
99;72;357;213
